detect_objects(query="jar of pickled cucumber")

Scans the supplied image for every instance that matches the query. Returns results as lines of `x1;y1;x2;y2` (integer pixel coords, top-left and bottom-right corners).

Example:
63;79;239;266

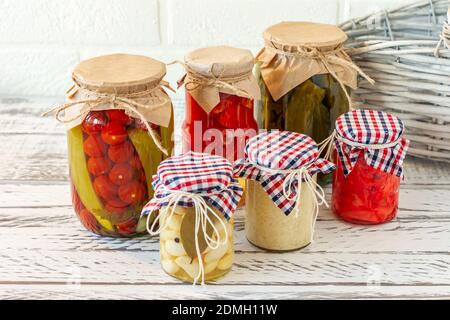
142;152;243;284
331;110;409;224
46;54;174;237
255;22;373;182
234;131;335;251
178;46;260;163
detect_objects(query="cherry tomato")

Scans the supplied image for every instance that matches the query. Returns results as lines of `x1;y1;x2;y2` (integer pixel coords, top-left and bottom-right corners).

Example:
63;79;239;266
106;110;133;126
83;134;107;157
118;181;146;205
108;141;135;163
135;119;160;131
105;199;129;214
78;208;100;233
87;157;112;176
101;121;128;145
82;111;107;134
116;218;138;236
129;154;143;170
109;163;134;185
93;175;118;201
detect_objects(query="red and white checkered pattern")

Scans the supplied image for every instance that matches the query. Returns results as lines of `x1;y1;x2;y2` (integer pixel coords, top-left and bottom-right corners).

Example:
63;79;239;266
234;131;335;215
335;109;409;177
141;152;243;219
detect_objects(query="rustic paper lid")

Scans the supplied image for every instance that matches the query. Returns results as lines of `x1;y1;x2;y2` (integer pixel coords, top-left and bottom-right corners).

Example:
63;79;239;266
264;21;347;49
73;54;166;93
184;46;254;78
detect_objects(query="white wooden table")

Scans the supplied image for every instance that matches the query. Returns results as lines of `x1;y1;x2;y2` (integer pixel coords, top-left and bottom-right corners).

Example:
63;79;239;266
1;97;450;300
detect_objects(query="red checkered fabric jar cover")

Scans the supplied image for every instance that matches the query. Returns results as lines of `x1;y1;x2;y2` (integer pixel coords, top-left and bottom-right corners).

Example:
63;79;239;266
335;109;409;177
234;131;335;215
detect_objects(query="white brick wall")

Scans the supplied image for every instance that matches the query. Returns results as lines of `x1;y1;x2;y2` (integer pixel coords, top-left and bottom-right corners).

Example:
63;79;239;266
0;0;417;98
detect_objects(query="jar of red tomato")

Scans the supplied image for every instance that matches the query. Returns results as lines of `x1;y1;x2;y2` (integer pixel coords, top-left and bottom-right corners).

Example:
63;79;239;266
179;46;260;163
331;109;409;224
46;54;174;237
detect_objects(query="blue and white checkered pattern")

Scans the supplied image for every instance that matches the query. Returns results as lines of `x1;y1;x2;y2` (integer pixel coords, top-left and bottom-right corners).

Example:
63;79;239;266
141;152;243;219
234;131;335;215
335;109;409;177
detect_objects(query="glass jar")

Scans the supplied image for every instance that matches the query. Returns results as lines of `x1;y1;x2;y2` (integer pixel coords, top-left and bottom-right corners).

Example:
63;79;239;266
332;155;400;224
246;179;316;251
234;131;335;251
159;206;234;283
142;152;243;284
180;46;260;163
53;54;174;237
331;109;409;225
255;22;365;184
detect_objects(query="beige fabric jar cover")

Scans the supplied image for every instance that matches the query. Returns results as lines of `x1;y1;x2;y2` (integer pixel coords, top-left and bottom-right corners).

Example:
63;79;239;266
177;45;261;112
256;21;374;105
44;53;173;153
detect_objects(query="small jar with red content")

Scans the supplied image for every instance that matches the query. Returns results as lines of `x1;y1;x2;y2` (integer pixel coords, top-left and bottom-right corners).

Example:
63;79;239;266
179;46;260;163
331;109;409;224
46;54;174;237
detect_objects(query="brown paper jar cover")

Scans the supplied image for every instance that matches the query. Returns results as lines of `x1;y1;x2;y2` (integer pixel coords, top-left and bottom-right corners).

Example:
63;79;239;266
65;53;173;130
257;21;358;101
181;46;261;112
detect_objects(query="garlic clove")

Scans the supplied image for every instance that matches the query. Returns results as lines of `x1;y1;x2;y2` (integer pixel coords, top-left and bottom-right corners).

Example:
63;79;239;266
217;253;233;270
160;230;178;241
167;214;182;232
161;259;180;274
204;259;218;274
205;241;228;263
165;239;187;256
175;256;200;279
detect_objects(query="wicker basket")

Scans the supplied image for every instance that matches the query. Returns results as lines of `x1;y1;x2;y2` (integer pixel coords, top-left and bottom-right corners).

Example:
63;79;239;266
341;0;450;162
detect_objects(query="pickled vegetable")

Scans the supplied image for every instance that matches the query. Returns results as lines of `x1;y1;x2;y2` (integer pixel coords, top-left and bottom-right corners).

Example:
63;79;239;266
68;109;173;237
332;154;400;224
159;206;234;283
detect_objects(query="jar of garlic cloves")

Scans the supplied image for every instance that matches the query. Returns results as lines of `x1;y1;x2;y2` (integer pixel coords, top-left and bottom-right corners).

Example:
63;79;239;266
234;131;335;251
141;152;243;285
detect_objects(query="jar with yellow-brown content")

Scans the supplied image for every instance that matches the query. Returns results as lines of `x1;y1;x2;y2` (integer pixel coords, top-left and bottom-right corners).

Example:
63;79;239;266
234;131;336;251
142;152;243;284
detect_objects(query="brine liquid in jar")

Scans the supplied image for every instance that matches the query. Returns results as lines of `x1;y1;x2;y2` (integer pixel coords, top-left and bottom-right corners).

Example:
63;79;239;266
159;206;234;283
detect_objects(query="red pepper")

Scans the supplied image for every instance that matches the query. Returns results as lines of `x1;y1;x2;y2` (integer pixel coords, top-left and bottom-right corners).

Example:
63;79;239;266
182;92;257;162
332;154;400;224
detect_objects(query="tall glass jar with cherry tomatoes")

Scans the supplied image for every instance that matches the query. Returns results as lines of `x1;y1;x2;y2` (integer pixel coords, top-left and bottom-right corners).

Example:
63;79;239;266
331;110;409;224
53;54;174;237
179;46;260;163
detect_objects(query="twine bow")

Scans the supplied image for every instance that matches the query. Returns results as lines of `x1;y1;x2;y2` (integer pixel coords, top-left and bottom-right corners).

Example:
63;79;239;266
253;162;328;243
318;129;403;162
42;83;173;155
266;44;375;108
170;60;253;100
146;187;229;286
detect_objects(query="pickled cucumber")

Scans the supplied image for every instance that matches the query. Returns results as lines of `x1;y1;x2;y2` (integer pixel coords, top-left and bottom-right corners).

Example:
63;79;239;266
67;126;114;231
285;79;326;141
160;108;174;159
128;128;162;198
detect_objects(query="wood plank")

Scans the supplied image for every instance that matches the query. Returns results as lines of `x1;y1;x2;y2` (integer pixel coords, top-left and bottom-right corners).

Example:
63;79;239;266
1;216;449;253
0;101;449;184
1;183;449;219
0;98;63;134
1;284;449;300
2;132;449;184
1;249;449;286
